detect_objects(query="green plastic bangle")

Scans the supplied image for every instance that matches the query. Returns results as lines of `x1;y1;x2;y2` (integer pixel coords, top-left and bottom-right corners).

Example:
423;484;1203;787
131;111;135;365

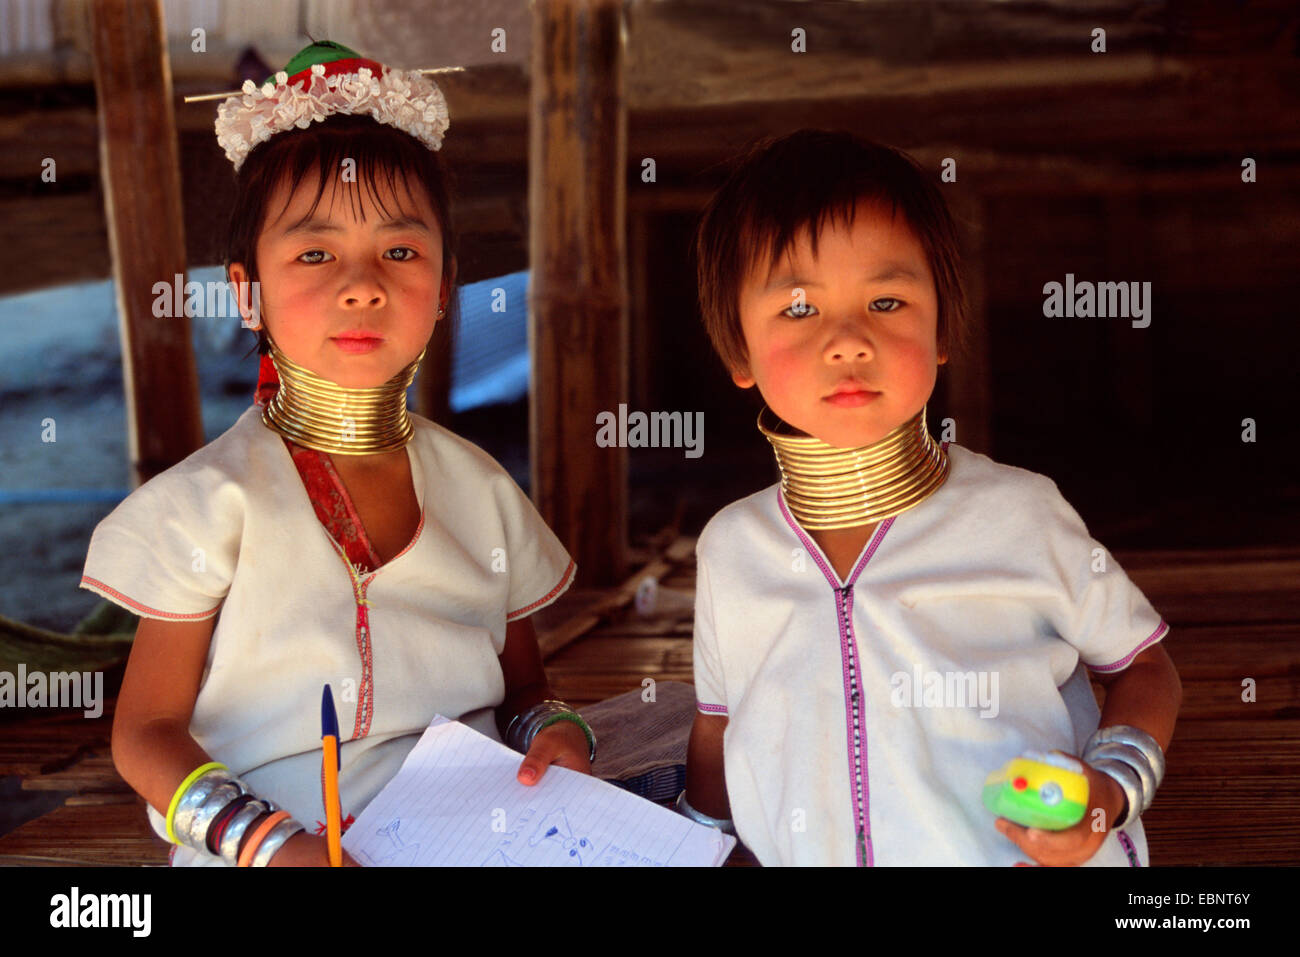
537;713;596;763
165;761;228;844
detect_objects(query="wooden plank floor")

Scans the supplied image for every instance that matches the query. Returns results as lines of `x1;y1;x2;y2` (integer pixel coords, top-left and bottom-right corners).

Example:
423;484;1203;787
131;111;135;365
2;545;1296;866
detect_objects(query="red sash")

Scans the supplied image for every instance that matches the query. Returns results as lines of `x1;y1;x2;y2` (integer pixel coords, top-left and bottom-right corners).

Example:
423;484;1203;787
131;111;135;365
254;353;382;573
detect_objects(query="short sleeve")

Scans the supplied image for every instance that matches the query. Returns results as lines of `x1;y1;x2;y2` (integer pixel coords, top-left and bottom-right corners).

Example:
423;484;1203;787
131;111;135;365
1037;479;1169;673
691;552;728;714
496;473;575;621
79;463;241;621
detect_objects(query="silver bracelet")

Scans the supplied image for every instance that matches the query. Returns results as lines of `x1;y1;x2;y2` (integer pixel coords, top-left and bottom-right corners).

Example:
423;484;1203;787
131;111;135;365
507;701;566;751
171;769;234;846
1087;741;1157;815
1085;724;1165;818
219;798;274;867
185;781;246;852
504;703;541;751
1089;758;1145;831
675;790;736;835
1086;725;1165;785
251;817;306;867
507;700;597;762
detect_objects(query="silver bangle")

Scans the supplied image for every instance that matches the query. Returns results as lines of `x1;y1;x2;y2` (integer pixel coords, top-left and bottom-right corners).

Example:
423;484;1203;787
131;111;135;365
675;790;735;835
251;817;305;867
219;798;274;867
507;700;596;762
1086;725;1165;785
505;702;546;751
171;769;233;846
522;703;566;751
1090;758;1145;830
184;781;246;852
1086;741;1157;814
508;701;566;751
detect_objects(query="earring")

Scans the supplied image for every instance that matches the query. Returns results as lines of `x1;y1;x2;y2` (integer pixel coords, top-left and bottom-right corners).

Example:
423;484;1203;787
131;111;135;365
437;305;445;317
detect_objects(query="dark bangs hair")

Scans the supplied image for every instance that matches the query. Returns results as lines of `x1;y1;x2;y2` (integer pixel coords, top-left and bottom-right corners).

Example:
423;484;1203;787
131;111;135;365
693;129;968;377
224;113;459;358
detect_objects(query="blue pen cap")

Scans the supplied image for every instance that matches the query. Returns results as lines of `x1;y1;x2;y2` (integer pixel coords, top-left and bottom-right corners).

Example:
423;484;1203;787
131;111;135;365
321;684;340;741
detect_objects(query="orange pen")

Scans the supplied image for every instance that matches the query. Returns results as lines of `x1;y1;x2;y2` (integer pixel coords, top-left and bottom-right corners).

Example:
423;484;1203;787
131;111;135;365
321;684;343;867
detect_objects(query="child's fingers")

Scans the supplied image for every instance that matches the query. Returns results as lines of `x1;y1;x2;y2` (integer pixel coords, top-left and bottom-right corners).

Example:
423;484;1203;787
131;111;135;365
996;817;1058;865
516;723;590;786
996;816;1100;866
995;817;1038;853
516;751;548;785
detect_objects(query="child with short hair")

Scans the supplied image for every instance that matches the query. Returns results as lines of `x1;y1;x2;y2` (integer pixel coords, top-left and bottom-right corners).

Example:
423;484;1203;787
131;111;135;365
83;42;591;867
680;129;1181;866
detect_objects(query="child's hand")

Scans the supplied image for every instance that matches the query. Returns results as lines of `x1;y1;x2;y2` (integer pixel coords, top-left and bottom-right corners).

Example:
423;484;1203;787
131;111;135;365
266;830;362;867
517;720;592;785
994;751;1127;867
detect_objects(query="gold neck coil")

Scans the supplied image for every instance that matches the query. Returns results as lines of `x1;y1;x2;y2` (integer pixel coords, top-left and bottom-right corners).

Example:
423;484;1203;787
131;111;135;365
261;339;424;455
758;405;950;530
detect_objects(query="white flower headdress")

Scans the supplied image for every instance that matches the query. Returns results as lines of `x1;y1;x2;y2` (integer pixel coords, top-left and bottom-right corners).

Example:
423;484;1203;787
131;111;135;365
209;42;451;171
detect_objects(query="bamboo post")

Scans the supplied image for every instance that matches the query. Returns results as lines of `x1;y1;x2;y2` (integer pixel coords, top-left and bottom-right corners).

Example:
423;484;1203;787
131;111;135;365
529;0;628;584
89;0;203;486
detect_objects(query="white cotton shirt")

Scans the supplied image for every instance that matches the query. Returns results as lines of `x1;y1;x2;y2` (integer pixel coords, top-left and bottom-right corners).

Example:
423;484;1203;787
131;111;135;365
81;406;574;865
692;442;1168;867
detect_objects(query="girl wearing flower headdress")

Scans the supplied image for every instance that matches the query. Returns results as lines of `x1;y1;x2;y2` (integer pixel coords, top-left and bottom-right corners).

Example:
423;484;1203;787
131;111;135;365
82;42;591;867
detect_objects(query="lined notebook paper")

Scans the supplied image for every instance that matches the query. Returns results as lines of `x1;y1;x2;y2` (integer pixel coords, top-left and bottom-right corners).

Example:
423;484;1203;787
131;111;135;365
342;716;736;866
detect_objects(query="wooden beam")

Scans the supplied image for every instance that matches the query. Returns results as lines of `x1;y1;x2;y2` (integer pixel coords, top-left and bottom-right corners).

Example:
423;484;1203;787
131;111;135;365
624;0;1300;109
89;0;202;485
529;0;629;585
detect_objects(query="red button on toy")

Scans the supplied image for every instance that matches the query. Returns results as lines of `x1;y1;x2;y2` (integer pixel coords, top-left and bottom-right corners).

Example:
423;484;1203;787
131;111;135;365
1013;777;1028;790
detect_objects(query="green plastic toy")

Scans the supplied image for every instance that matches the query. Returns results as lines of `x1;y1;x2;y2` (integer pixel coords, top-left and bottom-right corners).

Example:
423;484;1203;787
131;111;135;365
983;750;1089;830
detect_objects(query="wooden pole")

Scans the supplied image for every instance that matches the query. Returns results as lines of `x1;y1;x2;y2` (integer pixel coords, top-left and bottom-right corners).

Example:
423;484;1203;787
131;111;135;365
89;0;203;486
529;0;628;584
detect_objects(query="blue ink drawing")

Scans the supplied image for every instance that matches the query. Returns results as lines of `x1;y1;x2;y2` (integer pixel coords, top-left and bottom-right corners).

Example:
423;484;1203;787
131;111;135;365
357;817;422;867
526;808;591;866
